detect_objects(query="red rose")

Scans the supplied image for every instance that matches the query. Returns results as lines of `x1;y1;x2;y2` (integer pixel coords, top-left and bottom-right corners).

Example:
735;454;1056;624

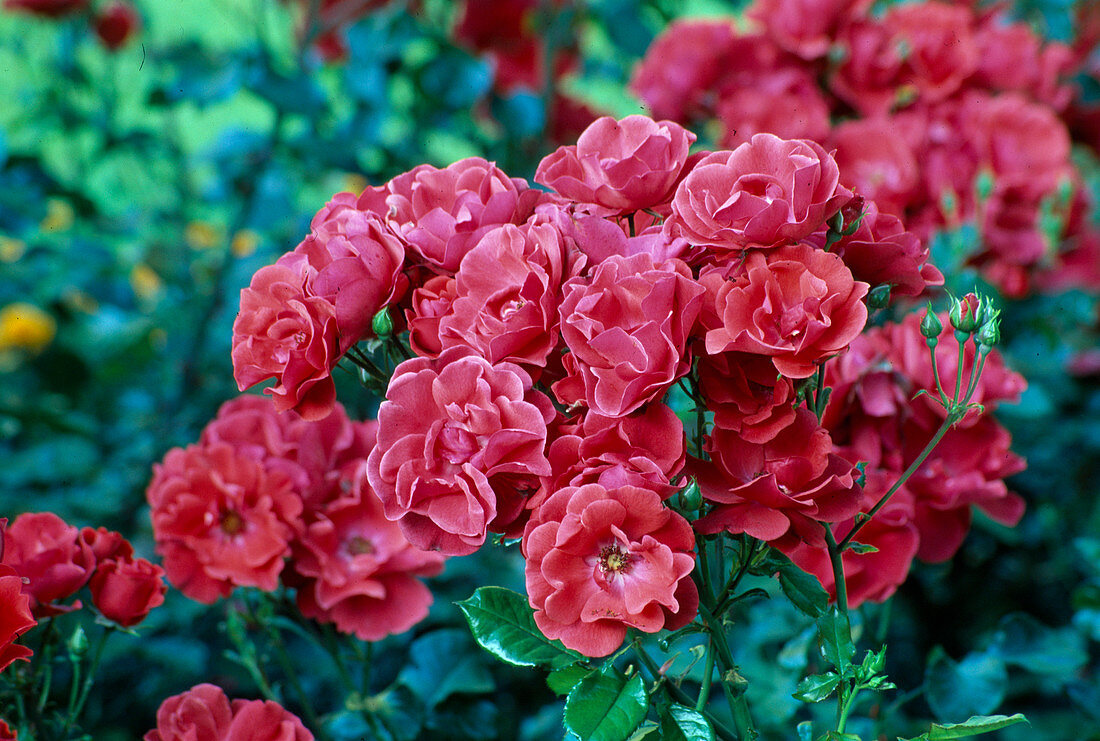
523;483;698;657
289;461;444;641
704;245;869;378
0;558;36;673
2;0;87;17
148;443;303;603
830;118;920;217
693;409;863;549
2;512;94;617
232;264;340;421
666;134;852;251
366;347;554;555
629;19;738;122
225;699;313;741
89;556;166;627
807;200;944;297
94;1;140;50
542;403;687;502
535;115;696;215
144;684;234;741
79;526;134;564
0;718;15;739
780;471;919;608
697;351;797;443
972;14;1074;110
437;221;577;368
554;253;704;417
359;158;543;273
716;67;832;149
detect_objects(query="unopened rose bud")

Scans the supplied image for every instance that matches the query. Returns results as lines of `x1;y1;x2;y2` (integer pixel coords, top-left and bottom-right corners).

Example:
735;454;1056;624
838;194;865;236
920;305;943;341
371;307;393;339
678;479;702;512
948;293;981;334
975;296;999;331
867;284;891;309
976;317;1000;353
68;625;88;659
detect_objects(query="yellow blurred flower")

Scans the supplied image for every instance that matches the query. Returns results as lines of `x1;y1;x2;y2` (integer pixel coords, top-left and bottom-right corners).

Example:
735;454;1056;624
343;173;369;195
0;237;26;262
40;199;74;233
231;229;260;258
130;264;163;302
185;221;223;250
0;303;56;353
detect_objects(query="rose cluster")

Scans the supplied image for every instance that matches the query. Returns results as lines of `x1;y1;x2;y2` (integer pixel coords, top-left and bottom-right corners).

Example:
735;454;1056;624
231;113;1026;656
631;0;1100;298
145;683;311;741
1;512;165;628
147;395;444;641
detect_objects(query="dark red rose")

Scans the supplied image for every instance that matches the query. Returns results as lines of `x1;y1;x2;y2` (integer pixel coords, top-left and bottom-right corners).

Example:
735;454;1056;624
89;556;167;627
2;0;87;17
94;1;139;50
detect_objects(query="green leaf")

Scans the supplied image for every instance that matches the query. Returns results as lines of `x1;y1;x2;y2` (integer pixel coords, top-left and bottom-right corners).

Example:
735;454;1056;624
991;613;1087;679
846;542;879;555
925;648;1007;723
564;669;647;741
457;587;585;669
926;714;1029;739
818;608;856;677
777;560;829;618
398;629;494;710
659;703;716;741
548;664;594;696
792;672;840;703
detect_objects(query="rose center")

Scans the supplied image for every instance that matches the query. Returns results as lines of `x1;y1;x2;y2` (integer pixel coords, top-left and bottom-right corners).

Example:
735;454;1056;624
345;536;374;556
438;423;480;465
598;544;633;576
220;511;246;536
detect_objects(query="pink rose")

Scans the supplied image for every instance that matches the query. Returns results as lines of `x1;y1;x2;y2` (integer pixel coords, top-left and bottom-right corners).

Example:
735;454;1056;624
830;118;920;216
535;115;696;215
284;192;408;350
716;68;832;149
704;244;869;378
629;19;738;122
523;483;698;657
366;347;554;555
288;460;445;641
666;134;853;251
697;351;797;443
437;221;577;367
748;0;871;60
405;274;458;357
147;443;302;603
359;158;543;273
144;684;233;741
225;699;313;741
554;253;705;417
232;264;340;421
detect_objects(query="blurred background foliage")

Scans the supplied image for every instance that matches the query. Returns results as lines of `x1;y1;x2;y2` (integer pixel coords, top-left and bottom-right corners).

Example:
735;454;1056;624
0;0;1098;738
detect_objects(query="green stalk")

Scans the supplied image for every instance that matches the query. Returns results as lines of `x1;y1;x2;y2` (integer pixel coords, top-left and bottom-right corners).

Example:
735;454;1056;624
632;640;739;741
696;639;716;712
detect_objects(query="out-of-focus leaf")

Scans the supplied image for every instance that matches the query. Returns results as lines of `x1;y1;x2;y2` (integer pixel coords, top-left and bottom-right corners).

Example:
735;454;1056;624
925;648;1007;723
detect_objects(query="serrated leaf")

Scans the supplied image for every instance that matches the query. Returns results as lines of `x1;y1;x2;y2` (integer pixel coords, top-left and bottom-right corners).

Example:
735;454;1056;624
792;672;840;703
659;703;716;741
457;587;585;669
818;608;856;677
925;648;1007;723
548;664;593;696
778;561;829;618
564;670;647;741
926;713;1028;739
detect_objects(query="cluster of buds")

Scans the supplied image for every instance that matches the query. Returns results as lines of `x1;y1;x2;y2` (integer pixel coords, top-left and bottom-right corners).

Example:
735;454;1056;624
921;292;1001;353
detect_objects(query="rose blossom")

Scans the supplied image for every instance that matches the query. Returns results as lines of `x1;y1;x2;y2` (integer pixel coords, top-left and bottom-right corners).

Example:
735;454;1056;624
535;115;696;215
0;549;36;673
405;274;458;357
88;556;167;627
715;67;832;149
2;512;95;616
79;526;134;564
0;719;14;740
145;684;313;741
359;158;543;273
366;347;554;555
436;221;576;368
147;443;303;603
232;264;340;421
553;253;704;417
94;1;140;50
2;0;86;16
289;460;445;641
830;118;920;217
704;244;869;378
281;193;408;350
665;134;853;251
696;351;797;443
542;403;687;502
523;483;698;657
748;0;870;60
692;409;863;549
